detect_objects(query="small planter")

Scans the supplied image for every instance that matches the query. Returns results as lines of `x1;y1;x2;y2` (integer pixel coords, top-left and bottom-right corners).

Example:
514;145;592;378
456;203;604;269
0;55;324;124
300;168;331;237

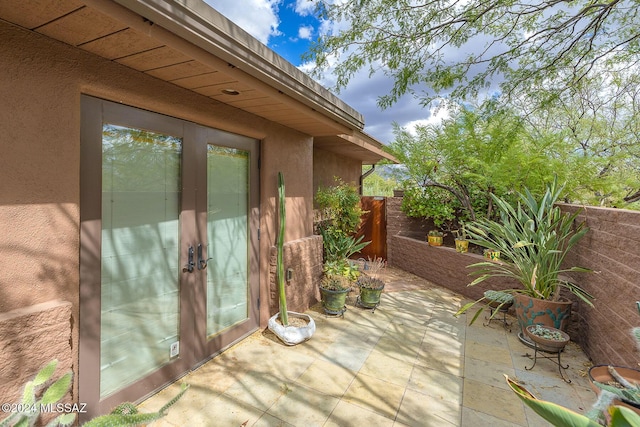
427;233;443;246
484;249;500;261
358;283;385;309
455;239;469;253
588;365;640;415
268;312;316;346
320;287;350;315
526;325;570;350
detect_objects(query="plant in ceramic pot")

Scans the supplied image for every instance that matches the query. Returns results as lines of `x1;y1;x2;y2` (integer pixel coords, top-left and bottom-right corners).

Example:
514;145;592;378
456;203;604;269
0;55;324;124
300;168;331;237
267;172;316;345
588;302;640;415
317;222;369;315
453;225;469;253
506;302;640;425
456;178;594;336
483;248;500;261
319;274;353;315
507;375;640;426
355;257;386;309
427;229;444;246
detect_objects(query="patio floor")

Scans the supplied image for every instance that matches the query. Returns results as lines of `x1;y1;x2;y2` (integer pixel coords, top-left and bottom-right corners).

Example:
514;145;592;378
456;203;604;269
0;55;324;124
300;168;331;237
139;267;596;426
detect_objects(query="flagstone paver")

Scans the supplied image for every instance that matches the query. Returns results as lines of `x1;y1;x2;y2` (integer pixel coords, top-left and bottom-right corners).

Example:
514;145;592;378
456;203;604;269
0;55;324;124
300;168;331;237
139;267;595;426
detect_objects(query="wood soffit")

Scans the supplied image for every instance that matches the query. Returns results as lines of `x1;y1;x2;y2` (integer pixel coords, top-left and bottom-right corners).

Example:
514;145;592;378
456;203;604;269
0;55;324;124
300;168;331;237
0;0;396;163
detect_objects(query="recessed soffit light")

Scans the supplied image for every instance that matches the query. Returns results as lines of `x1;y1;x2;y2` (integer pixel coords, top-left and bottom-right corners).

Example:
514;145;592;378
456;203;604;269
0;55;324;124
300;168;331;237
221;89;241;96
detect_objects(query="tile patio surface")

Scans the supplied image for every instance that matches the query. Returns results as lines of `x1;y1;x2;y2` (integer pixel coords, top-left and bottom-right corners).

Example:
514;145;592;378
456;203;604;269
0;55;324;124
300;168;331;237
139;267;596;426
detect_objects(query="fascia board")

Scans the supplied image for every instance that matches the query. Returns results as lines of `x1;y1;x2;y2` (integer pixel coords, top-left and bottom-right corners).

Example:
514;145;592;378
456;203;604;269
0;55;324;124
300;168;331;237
112;0;365;131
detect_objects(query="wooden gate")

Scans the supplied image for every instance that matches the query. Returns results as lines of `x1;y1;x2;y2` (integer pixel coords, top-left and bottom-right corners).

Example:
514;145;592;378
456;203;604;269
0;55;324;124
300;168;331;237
355;196;387;260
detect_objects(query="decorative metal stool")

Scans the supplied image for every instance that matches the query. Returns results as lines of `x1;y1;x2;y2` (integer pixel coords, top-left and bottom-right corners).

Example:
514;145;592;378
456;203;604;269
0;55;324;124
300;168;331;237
483;290;514;331
524;325;571;383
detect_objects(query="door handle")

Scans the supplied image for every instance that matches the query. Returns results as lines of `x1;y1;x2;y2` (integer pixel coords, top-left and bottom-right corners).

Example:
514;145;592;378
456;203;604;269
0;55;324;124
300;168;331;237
183;245;195;273
197;244;213;270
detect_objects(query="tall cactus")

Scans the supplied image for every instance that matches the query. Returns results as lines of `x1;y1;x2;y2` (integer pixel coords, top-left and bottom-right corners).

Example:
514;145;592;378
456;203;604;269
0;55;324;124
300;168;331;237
277;172;289;326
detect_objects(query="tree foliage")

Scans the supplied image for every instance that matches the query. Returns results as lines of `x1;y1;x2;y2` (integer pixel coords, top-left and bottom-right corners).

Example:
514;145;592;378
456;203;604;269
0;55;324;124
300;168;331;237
387;104;567;226
307;0;640;109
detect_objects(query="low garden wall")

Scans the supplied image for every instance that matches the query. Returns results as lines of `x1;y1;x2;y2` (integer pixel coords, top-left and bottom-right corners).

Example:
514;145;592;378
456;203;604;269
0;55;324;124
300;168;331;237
386;196;640;367
268;235;323;315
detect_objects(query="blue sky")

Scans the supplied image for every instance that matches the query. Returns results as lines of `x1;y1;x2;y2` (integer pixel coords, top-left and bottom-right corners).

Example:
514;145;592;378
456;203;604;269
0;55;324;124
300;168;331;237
202;0;442;144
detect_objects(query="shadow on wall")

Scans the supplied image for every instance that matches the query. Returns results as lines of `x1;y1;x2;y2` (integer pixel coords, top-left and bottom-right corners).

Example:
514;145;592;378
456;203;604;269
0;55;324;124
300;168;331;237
0;202;78;411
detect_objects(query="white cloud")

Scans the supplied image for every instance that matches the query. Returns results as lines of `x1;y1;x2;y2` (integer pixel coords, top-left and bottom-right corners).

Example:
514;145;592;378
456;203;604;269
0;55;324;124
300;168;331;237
297;25;313;40
294;0;316;16
203;0;281;44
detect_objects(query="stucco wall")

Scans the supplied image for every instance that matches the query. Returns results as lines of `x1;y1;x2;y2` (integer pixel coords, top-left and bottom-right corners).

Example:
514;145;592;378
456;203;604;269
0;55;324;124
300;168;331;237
313;147;362;194
0;20;315;401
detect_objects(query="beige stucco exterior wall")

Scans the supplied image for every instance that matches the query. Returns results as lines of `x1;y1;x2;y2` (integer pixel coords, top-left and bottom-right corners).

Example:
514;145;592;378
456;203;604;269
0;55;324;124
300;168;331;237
313;147;363;195
0;20;314;399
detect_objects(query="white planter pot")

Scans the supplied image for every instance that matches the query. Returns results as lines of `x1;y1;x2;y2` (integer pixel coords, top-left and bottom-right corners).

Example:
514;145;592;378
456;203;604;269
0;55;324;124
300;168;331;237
268;311;316;346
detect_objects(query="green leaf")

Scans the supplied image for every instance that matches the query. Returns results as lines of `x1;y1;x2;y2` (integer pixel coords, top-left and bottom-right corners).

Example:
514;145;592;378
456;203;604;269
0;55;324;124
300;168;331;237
46;413;76;427
41;372;72;405
33;360;58;386
0;412;18;427
609;405;640;426
83;412;166;427
506;376;600;427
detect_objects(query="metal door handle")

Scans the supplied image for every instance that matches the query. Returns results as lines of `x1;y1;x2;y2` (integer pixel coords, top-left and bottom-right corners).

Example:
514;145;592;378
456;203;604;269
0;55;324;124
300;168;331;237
183;245;195;273
197;244;212;270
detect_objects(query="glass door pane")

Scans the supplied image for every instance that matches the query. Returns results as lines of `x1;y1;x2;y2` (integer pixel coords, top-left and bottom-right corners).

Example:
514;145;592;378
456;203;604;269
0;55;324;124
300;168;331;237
206;145;250;336
100;125;182;398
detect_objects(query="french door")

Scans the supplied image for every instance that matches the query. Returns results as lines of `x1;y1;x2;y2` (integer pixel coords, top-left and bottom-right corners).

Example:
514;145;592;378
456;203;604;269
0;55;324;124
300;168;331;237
79;96;259;419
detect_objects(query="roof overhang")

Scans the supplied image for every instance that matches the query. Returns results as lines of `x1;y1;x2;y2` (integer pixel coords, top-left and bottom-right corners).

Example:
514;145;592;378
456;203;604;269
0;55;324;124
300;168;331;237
315;133;398;165
0;0;395;163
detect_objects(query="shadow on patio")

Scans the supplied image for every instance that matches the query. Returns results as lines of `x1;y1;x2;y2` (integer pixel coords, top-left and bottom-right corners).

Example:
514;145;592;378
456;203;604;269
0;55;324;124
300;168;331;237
139;267;594;427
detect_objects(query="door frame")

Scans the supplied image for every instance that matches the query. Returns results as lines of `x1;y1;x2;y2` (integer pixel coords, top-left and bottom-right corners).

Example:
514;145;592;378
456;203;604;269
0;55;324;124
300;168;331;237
79;95;260;420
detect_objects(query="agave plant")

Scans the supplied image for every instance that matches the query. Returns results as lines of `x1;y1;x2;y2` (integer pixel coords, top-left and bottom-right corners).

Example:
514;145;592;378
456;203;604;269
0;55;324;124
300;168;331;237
457;178;594;323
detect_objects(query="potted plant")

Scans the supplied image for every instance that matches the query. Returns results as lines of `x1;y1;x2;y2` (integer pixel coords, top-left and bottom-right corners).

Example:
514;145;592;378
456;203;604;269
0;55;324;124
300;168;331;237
525;324;570;350
268;172;316;345
507;375;640;426
483;248;500;261
507;302;640;425
427;229;444;246
587;302;640;416
319;274;353;315
453;225;469;253
355;257;386;309
456;178;594;338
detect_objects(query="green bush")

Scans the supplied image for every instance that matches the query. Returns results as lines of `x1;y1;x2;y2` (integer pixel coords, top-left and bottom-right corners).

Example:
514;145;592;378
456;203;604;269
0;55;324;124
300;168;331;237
315;177;365;235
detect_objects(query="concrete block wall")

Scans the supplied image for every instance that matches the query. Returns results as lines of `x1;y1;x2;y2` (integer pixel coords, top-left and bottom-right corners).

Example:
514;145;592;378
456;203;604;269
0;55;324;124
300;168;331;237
387;196;640;367
561;204;640;366
386;197;433;241
0;300;73;409
269;235;323;315
388;234;519;302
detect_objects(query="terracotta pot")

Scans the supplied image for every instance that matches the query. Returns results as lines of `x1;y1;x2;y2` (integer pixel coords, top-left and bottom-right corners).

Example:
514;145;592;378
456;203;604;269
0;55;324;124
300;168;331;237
513;294;572;334
588;365;640;415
